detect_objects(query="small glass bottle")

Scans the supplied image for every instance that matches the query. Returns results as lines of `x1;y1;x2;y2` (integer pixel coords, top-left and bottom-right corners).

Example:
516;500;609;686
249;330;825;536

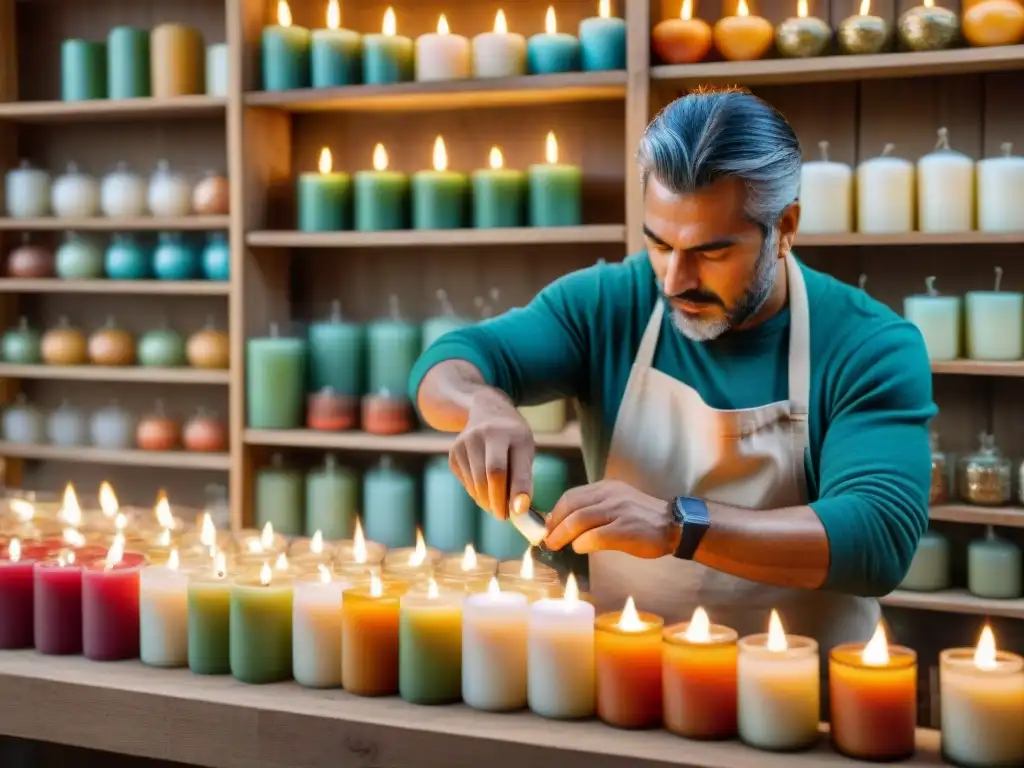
956;433;1012;507
929;430;949;505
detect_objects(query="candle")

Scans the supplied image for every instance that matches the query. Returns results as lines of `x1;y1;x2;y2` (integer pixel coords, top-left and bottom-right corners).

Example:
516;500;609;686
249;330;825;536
150;23;204;97
904;276;962;361
497;546;558;585
651;0;713;64
918;127;975;233
440;543;499;582
978;142;1024;232
966;267;1024;361
423;455;478;552
292;565;349;688
415;14;470;82
579;0;626;71
334;519;387;572
463;578;529;710
106;26;149;99
900;529;951;591
839;0;892;53
255;453;304;536
528;573;595;719
713;0;774;62
311;0;362;88
898;0;960;51
362;7;413;85
478;508;530;561
230;562;294;684
354;143;409;231
528;131;582;227
399;577;463;704
236;520;288;557
0;538;48;649
527;7;581;74
308;300;364;403
775;0;832;58
367;296;420;394
187;553;231;675
61;39;107;101
297;147;352;232
82;536;142;661
343;572;409;696
4;160;51;219
662;607;738;739
305;455;359;540
473;10;526;78
290;530;334;564
829;622;917;761
737;610;819;751
940;626;1024;767
33;550;83;655
472;146;526;228
967;526;1023;599
261;0;311;91
412;136;468;230
138;549;189;667
383;528;442;579
595;596;664;728
520;400;567;432
963;0;1024;47
796;141;852;234
856;143;915;234
363;455;418;549
206;43;229;96
421;289;470;351
246;323;307;429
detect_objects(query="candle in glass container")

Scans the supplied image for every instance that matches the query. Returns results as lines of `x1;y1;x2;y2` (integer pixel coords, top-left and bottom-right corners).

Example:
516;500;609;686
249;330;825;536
261;0;311;91
463;578;529;711
978;143;1024;232
918;127;975;233
362;7;413;85
441;543;498;581
298;147;352;232
383;528;442;580
904;276;961;361
354;144;409;231
415;14;470;82
230;562;294;684
799;141;852;234
343;572;409;696
595;596;664;728
412;136;468;230
311;0;362;88
293;565;349;689
289;530;335;569
473;10;526;78
662;607;738;740
139;549;189;667
334;519;387;573
775;0;832;58
856;144;915;234
33;550;83;655
472;146;526;228
713;0;774;62
399;577;463;704
498;546;559;585
236;520;288;557
527;7;581;74
82;536;142;661
579;0;626;71
652;0;712;64
528;131;581;227
0;538;48;649
965;266;1024;361
246;323;307;429
830;622;917;761
187;553;231;675
737;610;819;751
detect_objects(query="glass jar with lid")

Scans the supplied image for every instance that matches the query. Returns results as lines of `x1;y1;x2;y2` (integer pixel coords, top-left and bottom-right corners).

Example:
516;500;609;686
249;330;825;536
956;433;1012;506
929;429;948;505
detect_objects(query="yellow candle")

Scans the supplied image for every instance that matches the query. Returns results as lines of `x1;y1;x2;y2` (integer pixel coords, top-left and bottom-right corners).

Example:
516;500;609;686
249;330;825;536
342;572;409;696
713;0;773;61
595;597;664;729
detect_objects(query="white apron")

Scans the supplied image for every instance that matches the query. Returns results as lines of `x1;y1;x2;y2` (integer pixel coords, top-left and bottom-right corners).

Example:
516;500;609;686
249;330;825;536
587;254;879;652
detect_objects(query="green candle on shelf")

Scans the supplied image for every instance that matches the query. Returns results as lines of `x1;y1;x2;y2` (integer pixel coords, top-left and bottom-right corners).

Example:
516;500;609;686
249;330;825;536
298;147;352;232
229;563;294;684
246;322;307;429
311;0;362;87
187;553;231;676
899;529;950;592
261;0;311;91
354;143;410;231
107;27;150;99
412;136;468;230
968;526;1023;599
305;454;359;539
61;39;107;101
363;455;418;550
255;453;305;536
362;6;414;85
528;131;582;227
421;289;470;351
367;295;421;394
308;300;364;396
472;145;526;229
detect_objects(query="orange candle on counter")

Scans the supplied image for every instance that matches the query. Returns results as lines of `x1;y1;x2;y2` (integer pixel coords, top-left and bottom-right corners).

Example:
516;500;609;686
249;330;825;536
595;597;664;729
342;572;409;696
662;607;738;740
652;0;713;64
829;622;917;761
713;0;774;61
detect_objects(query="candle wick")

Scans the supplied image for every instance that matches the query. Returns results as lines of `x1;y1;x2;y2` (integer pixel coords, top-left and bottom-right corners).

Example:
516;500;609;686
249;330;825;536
881;143;895;158
925;275;937;297
436;288;454;316
388;293;401;321
994;266;1004;292
269;321;279;338
935;127;950;152
329;299;343;322
818;140;830;163
1001;142;1013;158
858;274;868;291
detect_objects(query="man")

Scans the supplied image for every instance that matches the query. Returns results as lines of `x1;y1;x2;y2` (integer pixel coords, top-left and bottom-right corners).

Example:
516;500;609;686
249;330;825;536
409;88;935;649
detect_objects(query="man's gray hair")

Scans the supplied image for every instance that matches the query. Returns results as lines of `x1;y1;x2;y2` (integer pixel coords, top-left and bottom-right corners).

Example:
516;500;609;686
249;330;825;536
637;88;802;231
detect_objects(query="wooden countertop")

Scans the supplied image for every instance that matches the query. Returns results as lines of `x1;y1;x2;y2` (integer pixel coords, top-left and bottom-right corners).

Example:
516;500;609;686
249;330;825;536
0;651;943;768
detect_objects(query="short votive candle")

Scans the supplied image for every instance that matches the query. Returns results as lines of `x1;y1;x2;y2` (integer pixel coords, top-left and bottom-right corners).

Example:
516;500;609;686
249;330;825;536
594;598;664;729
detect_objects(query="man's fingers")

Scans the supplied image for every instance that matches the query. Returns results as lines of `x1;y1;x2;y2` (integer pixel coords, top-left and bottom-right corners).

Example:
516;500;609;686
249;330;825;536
449;444;481;507
545;502;616;551
464;434;490;510
546;484;606;533
570;520;623;554
507;439;535;517
485;437;511;520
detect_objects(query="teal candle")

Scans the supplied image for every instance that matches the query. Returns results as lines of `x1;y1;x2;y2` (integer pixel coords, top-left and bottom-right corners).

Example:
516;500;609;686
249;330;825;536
297;148;352;231
472;146;526;228
61;40;107;101
362;9;413;85
528;132;582;227
477;507;526;561
900;530;950;592
422;314;469;352
308;300;364;396
968;527;1023;599
363;457;418;549
367;305;420;394
107;27;150;99
305;454;359;539
423;456;477;553
412;137;468;230
578;15;627;71
261;16;311;91
255;453;305;536
246;323;307;429
527;10;580;75
311;9;362;88
354;144;409;231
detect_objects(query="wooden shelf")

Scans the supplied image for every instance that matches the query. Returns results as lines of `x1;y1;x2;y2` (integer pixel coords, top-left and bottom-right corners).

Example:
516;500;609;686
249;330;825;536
0;364;229;385
931;360;1024;377
0;95;226;123
652;46;1024;87
880;589;1024;620
0;216;230;232
0;443;230;471
797;231;1024;247
244;70;628;113
0;279;229;295
930;505;1024;528
246;226;627;249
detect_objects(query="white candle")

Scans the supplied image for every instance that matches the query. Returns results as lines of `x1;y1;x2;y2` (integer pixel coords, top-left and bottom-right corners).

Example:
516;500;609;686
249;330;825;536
292;565;349;688
737;610;820;751
100;162;147;218
856;144;915;234
415;14;470;82
903;276;962;361
205;43;229;97
917;127;975;233
965;266;1024;361
527;573;595;719
799;141;852;234
4;160;51;218
940;626;1024;767
148;159;193;218
139;549;189;668
977;142;1024;233
462;577;529;711
472;9;527;78
51;162;100;219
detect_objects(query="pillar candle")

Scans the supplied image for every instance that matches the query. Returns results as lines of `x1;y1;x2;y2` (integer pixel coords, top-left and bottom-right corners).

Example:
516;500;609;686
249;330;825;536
107;27;150;99
205;43;229;96
412;136;468;230
662;607;739;740
528;132;582;227
139;550;189;667
255;453;304;536
187;554;231;675
652;0;713;64
421;289;470;351
354;144;410;231
297;147;352;232
968;526;1023;599
918;127;975;233
399;578;463;704
0;539;48;649
246;323;307;429
595;597;664;728
383;529;442;580
463;578;529;711
82;538;142;661
472;146;526;228
415;14;470;82
308;300;364;399
903;276;962;361
362;7;413;85
579;0;627;71
977;142;1024;232
829;623;917;761
230;563;294;684
150;23;205;97
940;626;1024;767
261;0;311;91
293;566;349;689
423;456;478;552
857;144;915;234
367;299;420;394
713;0;774;61
900;529;950;591
799;141;853;235
33;550;83;655
473;10;527;78
61;39;107;101
311;0;362;88
363;456;417;549
305;454;359;539
737;610;820;751
527;7;581;74
520;400;567;432
342;573;409;696
965;267;1024;361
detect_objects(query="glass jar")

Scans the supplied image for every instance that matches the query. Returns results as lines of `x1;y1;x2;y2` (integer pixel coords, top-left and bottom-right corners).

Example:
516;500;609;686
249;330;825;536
929;430;948;505
956;433;1012;507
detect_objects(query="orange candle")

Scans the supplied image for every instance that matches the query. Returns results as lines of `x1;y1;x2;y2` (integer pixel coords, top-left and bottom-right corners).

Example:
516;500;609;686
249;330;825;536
713;0;774;61
595;597;664;728
341;572;409;696
662;607;738;739
652;0;713;64
829;622;917;761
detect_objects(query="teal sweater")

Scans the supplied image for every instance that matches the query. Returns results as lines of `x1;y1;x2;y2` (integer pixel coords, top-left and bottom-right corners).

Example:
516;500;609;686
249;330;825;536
410;254;937;597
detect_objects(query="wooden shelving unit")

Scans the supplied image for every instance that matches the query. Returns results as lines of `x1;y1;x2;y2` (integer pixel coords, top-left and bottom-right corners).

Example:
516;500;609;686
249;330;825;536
0;279;230;295
0;442;231;471
0;215;230;231
0;94;227;122
246;225;627;248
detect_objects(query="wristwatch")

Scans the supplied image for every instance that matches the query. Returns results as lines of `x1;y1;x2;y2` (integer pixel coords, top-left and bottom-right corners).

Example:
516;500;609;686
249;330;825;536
670;496;710;560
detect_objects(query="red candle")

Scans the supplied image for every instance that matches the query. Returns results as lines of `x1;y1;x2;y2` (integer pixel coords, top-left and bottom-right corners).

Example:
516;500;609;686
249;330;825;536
82;538;142;661
33;550;85;655
0;539;49;649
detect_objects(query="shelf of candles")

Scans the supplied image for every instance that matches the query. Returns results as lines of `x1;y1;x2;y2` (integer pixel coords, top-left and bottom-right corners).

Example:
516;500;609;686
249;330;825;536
0;95;227;123
881;589;1024;620
0;279;230;296
0;217;229;232
0;443;230;471
930;504;1024;528
0;364;229;385
797;231;1024;247
248;225;625;248
929;360;1024;377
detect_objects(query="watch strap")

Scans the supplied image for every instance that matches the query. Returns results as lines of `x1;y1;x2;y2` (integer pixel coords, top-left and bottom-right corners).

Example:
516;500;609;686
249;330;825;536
672;496;710;560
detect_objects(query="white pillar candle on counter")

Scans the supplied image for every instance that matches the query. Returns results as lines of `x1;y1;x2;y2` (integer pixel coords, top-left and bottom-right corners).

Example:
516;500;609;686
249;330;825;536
139;549;189;668
472;9;527;78
737;610;820;751
856;144;915;234
293;565;350;689
415;14;470;82
4;160;51;218
917;127;975;233
965;266;1024;361
904;276;962;361
799;141;852;234
462;577;529;711
977;142;1024;233
940;626;1024;767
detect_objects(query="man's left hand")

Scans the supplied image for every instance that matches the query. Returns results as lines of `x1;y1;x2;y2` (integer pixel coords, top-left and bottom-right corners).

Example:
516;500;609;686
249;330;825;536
544;480;679;558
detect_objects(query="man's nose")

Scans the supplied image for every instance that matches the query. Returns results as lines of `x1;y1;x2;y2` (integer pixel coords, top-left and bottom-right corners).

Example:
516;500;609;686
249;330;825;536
664;251;699;295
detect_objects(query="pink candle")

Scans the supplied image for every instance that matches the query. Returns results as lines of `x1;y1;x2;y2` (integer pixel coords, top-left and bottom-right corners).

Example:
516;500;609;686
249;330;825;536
0;539;49;649
82;539;142;661
33;551;85;655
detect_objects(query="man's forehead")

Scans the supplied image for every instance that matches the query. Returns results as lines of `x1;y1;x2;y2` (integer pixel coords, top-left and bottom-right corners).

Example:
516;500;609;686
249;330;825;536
643;177;750;248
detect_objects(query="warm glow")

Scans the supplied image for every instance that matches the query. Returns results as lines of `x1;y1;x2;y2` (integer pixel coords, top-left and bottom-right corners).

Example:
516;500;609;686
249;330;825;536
59;483;82;527
275;552;289;571
766;609;788;652
545;6;557;34
427;577;439;599
545;131;559;164
155;496;174;529
599;0;611;18
352;519;368;563
260;521;275;550
9;499;33;522
923;0;933;6
797;0;808;17
62;527;86;548
564;572;579;602
859;0;871;15
736;0;750;17
974;626;998;671
58;550;75;567
488;576;501;596
318;563;332;583
318;147;333;174
681;0;693;20
862;623;890;666
616;597;647;632
104;534;125;570
199;514;216;548
684;606;712;643
7;538;21;562
494;9;508;34
114;513;128;532
156;527;171;548
461;543;478;571
437;13;450;35
99;482;118;518
489;146;504;170
310;530;324;554
327;0;340;30
370;571;383;598
277;0;292;27
213;552;227;578
432;136;448;172
260;561;272;586
520;547;535;580
409;529;428;566
167;549;180;570
372;143;389;172
382;6;396;36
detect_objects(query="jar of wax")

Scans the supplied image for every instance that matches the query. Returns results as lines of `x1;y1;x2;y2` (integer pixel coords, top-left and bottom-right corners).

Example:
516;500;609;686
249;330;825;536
148;161;193;218
152;232;199;280
200;232;230;281
918;128;975;233
193;172;230;216
899;529;950;591
903;276;961;362
367;298;420;394
55;233;104;279
2;317;42;364
1;395;44;445
968;527;1023;599
89;400;134;449
308;300;364;397
305;454;359;540
137;324;187;367
205;43;229;96
957;433;1012;506
965;266;1024;361
107;26;150;99
150;23;204;97
978;143;1024;233
307;387;358;431
246;323;307;429
930;431;949;505
4;160;50;218
255;454;304;536
423;455;477;553
100;162;147;218
51;163;100;219
104;234;149;280
46;399;86;447
60;39;107;101
519;400;567;433
363;456;418;550
361;391;414;435
421;290;469;351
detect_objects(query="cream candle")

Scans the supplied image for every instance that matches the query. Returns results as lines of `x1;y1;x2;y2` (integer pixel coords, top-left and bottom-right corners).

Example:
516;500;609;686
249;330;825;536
903;276;962;361
415;14;470;82
799;141;852;234
235;521;287;556
4;160;51;219
977;143;1024;232
967;526;1023;599
472;10;527;78
462;577;529;711
917;127;975;233
856;144;915;234
334;519;387;576
292;565;349;689
965;267;1024;361
498;546;560;585
737;610;820;751
139;548;189;668
439;543;498;581
383;528;442;580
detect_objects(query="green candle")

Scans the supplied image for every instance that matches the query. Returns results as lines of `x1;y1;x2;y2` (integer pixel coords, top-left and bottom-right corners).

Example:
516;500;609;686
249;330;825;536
362;7;413;85
298;147;352;231
528;131;582;227
367;297;421;394
399;582;463;704
107;27;150;99
246;323;307;429
967;527;1023;599
261;5;311;91
472;146;526;228
305;454;359;539
354;143;409;231
255;453;305;536
412;136;468;230
308;300;364;396
187;563;231;676
61;39;107;101
311;1;362;87
229;567;294;684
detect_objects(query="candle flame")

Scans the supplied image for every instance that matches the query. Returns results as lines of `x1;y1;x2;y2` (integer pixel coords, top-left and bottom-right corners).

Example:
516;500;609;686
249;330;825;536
62;527;86;547
275;552;289;571
564;572;579;602
684;606;712;643
461;543;478;571
318;563;332;583
7;538;21;562
974;626;998;670
437;13;450;35
9;499;33;522
520;546;535;580
370;570;383;597
260;561;272;586
766;609;788;652
382;6;396;35
318;147;333;174
352;519;367;562
199;513;216;548
545;131;559;164
862;622;890;666
372;143;389;171
797;0;808;17
277;0;292;27
488;576;501;596
104;534;125;570
58;549;75;567
616;596;647;632
327;0;340;29
157;527;171;548
599;0;611;18
408;529;428;566
859;0;871;15
310;530;324;554
923;0;934;6
427;577;439;599
167;548;180;570
432;136;448;172
737;0;750;17
214;551;227;578
155;495;174;529
59;483;82;527
99;482;118;518
260;521;275;550
114;512;128;531
489;146;504;170
494;9;508;33
681;0;693;20
545;5;557;34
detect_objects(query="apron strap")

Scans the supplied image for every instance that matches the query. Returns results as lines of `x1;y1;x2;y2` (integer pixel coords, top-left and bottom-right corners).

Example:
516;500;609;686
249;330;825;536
784;253;811;416
634;299;665;369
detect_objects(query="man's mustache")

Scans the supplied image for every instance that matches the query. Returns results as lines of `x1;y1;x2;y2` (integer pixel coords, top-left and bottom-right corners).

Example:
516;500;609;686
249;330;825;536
665;290;723;308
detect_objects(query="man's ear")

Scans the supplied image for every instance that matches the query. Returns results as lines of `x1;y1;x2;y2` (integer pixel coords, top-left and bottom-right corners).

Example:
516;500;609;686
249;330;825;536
778;202;800;257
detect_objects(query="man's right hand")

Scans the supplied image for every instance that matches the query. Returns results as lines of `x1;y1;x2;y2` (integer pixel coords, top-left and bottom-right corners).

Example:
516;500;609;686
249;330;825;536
448;388;535;520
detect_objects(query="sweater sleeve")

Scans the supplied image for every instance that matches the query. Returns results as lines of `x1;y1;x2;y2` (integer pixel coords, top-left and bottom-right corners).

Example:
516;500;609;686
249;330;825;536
809;320;937;597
